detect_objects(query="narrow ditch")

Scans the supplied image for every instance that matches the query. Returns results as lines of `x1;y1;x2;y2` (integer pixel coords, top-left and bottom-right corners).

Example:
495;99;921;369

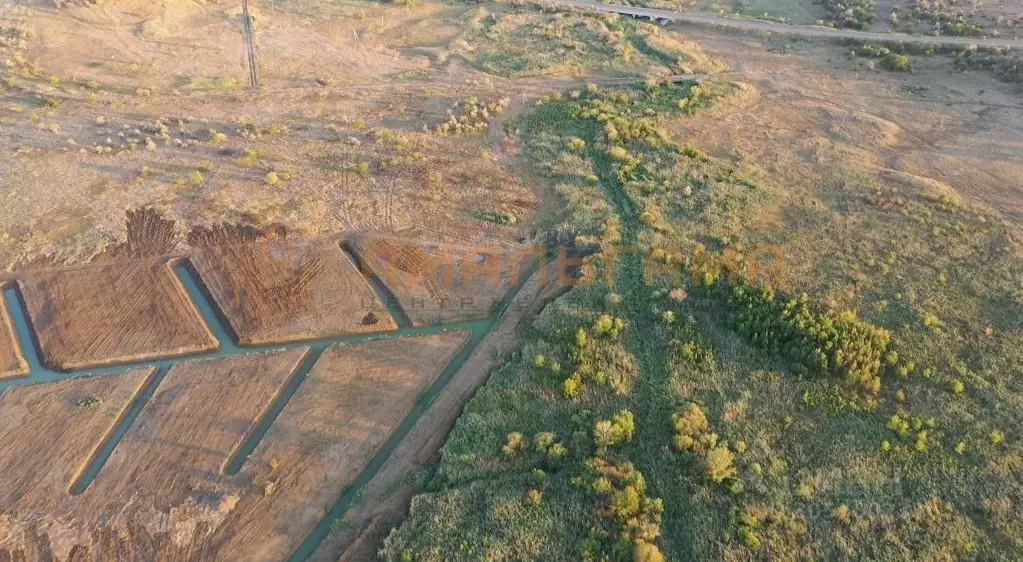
69;364;171;495
339;240;412;329
1;246;548;560
287;255;546;561
223;346;325;475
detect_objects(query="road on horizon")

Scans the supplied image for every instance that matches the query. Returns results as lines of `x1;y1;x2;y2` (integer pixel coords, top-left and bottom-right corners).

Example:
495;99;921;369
550;0;1023;50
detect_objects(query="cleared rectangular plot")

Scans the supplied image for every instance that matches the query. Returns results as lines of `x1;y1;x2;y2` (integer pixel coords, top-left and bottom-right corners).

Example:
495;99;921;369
0;368;156;515
19;260;218;371
80;348;310;511
212;331;471;560
0;294;28;379
353;233;538;326
192;240;397;345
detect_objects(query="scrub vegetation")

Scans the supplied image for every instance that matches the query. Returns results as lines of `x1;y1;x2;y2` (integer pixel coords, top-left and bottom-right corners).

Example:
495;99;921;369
384;54;1023;562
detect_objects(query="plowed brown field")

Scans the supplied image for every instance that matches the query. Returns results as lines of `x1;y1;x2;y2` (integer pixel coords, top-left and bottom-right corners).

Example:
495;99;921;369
18;260;218;370
353;233;539;326
0;368;156;556
192;240;398;345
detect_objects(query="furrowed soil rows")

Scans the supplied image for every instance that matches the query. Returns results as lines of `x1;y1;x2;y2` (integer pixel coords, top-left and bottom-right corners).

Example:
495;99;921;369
192;240;397;345
0;368;155;553
352;233;539;326
211;332;471;561
0;293;27;379
18;260;219;371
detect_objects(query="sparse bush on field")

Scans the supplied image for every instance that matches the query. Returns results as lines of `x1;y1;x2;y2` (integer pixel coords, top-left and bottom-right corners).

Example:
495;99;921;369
474;210;518;225
594;410;635;449
907;1;985;36
239;150;260;168
434;97;509;135
834;504;852;524
502;431;527;456
881;53;912;72
705;445;736;483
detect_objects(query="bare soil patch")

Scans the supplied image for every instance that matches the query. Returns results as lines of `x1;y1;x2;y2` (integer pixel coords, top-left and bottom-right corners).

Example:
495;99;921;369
192;239;398;345
211;331;471;560
0;292;28;379
352;232;540;325
0;367;155;557
17;259;218;370
66;348;311;557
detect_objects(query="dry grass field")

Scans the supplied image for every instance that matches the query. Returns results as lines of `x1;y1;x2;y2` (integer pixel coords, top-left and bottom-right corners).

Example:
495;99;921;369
16;259;218;370
0;0;547;271
353;232;539;325
192;239;397;344
0;367;156;557
0;292;28;379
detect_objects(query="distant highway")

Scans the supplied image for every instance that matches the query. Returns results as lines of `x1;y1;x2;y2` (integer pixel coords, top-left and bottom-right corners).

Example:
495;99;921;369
550;0;1023;50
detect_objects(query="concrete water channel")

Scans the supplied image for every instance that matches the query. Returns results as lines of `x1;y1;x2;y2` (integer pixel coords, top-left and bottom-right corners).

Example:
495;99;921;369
0;246;544;560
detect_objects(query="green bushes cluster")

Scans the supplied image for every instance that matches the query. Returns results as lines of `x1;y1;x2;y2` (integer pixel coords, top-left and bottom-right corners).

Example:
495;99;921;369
474;210;518;225
819;0;877;30
666;312;717;372
573;458;664;555
594;410;636;449
951;46;1023;84
672;402;711;452
502;430;568;460
434;96;509;135
671;402;738;483
720;282;892;394
881;53;912;72
908;1;985;37
564;318;637;398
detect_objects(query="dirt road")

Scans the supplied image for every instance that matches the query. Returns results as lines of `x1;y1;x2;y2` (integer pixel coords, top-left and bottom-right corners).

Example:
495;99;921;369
551;0;1023;49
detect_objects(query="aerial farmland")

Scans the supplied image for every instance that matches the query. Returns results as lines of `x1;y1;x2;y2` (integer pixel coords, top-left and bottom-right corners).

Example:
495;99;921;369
0;0;1021;560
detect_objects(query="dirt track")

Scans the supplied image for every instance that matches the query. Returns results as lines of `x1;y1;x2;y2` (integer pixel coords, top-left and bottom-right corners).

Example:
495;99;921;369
552;0;1023;49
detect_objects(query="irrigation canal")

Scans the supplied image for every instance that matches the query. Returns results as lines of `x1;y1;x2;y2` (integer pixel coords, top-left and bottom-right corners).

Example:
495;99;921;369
0;252;544;560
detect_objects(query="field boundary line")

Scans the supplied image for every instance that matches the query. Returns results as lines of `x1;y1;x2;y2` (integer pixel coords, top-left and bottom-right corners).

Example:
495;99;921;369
68;365;167;495
222;347;325;475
